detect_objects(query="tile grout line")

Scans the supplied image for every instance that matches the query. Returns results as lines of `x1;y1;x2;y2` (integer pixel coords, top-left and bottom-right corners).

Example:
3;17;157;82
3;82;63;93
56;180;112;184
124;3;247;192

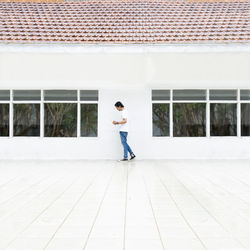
43;166;108;250
82;165;116;250
123;163;129;250
191;164;250;203
3;174;82;250
172;166;250;247
141;165;166;250
175;165;250;218
160;164;248;250
0;175;67;225
0;175;50;207
190;169;250;214
0;166;44;194
153;163;208;250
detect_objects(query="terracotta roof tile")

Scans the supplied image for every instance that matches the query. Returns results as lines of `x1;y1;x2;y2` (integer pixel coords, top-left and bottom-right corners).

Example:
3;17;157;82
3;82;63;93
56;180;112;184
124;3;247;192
0;0;249;44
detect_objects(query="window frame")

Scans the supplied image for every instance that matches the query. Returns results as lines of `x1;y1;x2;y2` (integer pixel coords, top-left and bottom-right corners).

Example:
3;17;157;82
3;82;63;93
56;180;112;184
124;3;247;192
240;89;250;137
152;89;171;137
0;89;99;138
0;90;10;137
152;88;247;138
209;89;238;137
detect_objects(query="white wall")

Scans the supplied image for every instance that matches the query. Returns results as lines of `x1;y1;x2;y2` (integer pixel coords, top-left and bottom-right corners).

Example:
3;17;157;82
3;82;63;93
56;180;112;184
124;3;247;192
0;45;250;159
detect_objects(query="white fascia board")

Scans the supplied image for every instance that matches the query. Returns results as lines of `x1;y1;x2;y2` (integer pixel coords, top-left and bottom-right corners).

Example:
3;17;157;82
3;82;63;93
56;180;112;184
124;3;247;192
0;43;250;54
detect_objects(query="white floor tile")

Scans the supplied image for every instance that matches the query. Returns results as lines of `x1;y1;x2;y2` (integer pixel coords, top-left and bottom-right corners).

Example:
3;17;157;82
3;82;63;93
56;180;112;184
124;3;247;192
0;160;249;250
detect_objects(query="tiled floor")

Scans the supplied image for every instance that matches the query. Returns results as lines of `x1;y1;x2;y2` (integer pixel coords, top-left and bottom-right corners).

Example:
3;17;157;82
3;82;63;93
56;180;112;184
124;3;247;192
0;159;250;250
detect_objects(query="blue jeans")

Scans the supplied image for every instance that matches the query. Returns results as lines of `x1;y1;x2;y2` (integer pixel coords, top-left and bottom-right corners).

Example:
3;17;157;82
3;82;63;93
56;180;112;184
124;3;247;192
119;131;134;159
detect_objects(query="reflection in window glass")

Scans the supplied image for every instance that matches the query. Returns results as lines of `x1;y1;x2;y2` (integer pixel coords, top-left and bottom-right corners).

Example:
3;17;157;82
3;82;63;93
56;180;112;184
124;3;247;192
241;104;250;136
0;90;10;101
14;104;40;136
210;103;237;136
240;90;250;101
152;104;169;136
0;104;9;136
44;103;77;137
80;90;98;101
152;90;170;101
210;90;237;100
13;90;41;101
44;90;77;101
81;104;98;137
173;103;206;137
173;90;206;101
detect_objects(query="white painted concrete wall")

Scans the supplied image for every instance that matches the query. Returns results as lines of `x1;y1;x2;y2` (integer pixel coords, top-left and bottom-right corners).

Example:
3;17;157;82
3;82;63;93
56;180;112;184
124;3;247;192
0;45;250;159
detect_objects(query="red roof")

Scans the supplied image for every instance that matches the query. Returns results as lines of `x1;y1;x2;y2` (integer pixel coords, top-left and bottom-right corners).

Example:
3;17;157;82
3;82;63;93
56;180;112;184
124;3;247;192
0;0;249;44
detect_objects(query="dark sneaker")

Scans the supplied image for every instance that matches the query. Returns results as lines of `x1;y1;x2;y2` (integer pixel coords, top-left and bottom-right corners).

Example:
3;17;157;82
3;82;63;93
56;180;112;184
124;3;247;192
130;154;136;160
118;158;128;162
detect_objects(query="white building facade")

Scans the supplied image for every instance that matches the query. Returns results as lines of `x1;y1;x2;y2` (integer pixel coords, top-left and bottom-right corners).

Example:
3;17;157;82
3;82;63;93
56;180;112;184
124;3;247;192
0;44;250;160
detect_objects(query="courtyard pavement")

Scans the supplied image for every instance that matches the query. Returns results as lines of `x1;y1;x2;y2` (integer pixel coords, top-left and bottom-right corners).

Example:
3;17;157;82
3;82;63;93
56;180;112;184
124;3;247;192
0;159;250;250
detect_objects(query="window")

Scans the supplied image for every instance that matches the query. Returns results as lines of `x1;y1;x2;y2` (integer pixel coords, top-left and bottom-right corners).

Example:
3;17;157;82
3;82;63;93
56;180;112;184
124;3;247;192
241;90;250;136
209;89;237;101
152;89;250;137
173;89;206;101
152;103;169;136
240;90;250;101
209;90;237;136
152;90;170;136
81;104;98;137
0;89;99;138
44;90;77;101
44;103;77;137
173;103;206;137
13;90;40;136
210;103;237;136
0;90;10;101
173;90;206;137
44;90;78;137
0;104;9;136
152;90;170;101
0;90;10;137
80;90;98;137
80;90;98;101
13;90;41;101
241;104;250;136
14;104;40;136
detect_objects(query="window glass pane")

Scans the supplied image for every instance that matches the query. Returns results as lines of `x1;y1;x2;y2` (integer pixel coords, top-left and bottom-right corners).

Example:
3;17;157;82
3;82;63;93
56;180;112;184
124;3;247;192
44;103;77;137
241;104;250;136
210;103;237;136
13;90;41;101
152;103;169;136
173;103;206;137
173;90;206;101
0;90;10;101
44;90;77;101
81;104;98;137
0;104;9;136
240;90;250;100
80;90;98;101
210;90;237;100
13;104;40;136
152;90;170;101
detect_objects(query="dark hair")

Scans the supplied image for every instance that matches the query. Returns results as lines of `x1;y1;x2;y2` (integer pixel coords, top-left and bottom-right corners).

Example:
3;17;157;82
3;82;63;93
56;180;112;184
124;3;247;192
114;101;124;108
